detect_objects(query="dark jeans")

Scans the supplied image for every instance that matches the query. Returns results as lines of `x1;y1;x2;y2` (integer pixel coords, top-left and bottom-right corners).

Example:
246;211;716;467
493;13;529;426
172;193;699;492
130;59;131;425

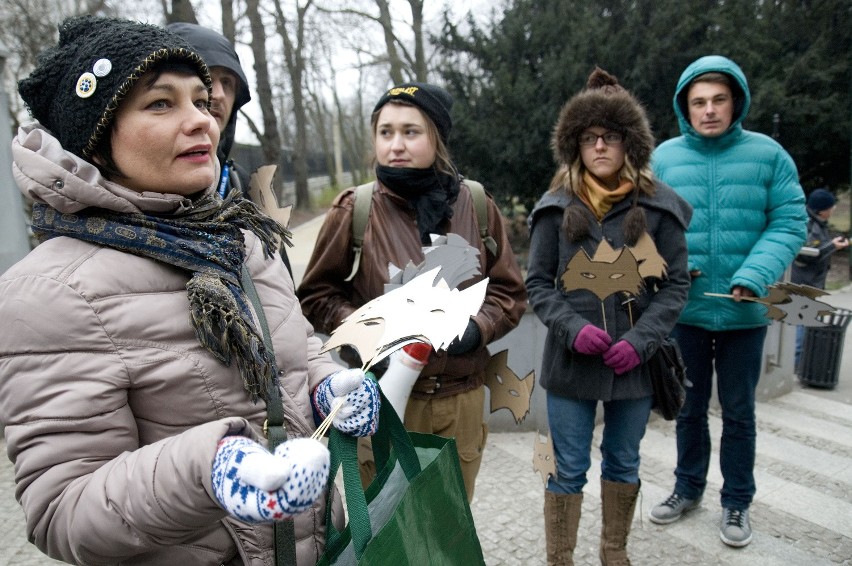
546;393;653;494
672;324;767;510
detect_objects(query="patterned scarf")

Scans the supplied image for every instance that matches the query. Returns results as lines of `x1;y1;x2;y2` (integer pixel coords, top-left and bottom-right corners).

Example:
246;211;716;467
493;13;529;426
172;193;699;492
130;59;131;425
31;192;290;403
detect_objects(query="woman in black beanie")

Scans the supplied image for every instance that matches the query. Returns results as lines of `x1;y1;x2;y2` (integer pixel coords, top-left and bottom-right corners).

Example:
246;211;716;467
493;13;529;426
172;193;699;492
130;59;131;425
298;82;527;501
526;68;692;565
1;15;381;565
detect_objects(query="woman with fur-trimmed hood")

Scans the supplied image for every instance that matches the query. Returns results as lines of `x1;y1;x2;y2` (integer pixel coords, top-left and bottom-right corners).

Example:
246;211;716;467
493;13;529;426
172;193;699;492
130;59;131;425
526;68;692;565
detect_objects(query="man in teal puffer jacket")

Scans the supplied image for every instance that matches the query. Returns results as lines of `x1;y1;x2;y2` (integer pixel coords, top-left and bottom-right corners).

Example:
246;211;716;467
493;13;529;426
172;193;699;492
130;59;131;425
648;55;806;548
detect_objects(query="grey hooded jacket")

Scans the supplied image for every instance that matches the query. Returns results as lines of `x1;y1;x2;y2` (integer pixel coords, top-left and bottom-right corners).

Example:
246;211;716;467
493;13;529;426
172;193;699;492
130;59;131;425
526;183;692;401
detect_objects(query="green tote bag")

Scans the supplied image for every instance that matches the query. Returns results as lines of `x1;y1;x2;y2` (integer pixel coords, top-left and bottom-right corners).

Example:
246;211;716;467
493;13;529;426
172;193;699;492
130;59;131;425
318;392;485;566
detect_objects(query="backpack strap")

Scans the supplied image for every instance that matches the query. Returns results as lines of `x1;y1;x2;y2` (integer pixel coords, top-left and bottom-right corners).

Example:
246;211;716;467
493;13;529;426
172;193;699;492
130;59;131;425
465;179;498;256
344;182;375;282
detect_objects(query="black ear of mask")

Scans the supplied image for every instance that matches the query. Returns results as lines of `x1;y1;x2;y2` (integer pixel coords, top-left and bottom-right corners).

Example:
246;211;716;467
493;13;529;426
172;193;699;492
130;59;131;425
562;204;647;246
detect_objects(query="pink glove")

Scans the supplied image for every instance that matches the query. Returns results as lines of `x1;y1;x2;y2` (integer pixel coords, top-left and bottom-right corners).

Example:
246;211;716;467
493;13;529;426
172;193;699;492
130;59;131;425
603;341;641;375
573;324;612;355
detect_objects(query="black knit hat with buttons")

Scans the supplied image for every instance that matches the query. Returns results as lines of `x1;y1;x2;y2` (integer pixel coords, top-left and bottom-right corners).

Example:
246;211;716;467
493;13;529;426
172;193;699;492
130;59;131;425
372;82;453;144
18;15;211;160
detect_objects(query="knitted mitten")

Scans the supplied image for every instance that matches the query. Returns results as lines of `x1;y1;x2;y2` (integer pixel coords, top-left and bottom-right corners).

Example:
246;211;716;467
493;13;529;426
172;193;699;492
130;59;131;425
313;368;380;437
603;340;641;375
211;436;329;523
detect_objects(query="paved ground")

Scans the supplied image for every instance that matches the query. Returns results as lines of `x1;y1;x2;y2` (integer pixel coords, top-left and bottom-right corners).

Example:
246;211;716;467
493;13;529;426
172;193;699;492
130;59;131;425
3;214;852;565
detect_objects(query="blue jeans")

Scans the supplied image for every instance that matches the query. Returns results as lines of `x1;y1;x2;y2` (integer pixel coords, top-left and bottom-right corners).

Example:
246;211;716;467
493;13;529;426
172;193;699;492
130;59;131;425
672;324;766;510
546;393;652;494
795;325;804;370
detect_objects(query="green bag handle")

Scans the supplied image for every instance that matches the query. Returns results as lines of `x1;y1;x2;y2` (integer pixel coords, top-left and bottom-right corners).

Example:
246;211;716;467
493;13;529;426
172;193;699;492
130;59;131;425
323;390;422;558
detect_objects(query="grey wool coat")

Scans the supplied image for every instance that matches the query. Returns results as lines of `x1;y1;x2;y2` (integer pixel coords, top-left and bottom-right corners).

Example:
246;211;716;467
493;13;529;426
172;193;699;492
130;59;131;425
526;182;692;401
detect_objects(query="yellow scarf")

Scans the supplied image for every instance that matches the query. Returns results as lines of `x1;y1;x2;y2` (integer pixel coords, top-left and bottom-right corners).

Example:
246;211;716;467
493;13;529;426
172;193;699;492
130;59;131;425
579;172;635;220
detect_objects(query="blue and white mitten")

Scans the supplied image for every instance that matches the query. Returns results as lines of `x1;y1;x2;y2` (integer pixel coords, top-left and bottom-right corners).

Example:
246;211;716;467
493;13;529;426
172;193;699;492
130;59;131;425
313;368;380;437
211;436;329;523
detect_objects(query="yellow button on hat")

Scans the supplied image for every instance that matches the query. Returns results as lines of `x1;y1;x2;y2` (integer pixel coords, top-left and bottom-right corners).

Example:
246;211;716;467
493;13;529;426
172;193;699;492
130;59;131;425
75;72;97;98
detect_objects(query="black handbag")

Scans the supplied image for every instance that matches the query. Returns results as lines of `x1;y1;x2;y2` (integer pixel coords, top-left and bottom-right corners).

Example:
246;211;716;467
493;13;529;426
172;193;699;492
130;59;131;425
647;338;689;420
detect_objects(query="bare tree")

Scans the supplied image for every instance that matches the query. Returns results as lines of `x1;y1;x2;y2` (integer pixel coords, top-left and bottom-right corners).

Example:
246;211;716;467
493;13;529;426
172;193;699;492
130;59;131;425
375;0;426;81
244;0;283;179
306;75;335;188
337;53;372;185
271;0;313;209
161;0;197;23
318;0;429;84
220;0;236;42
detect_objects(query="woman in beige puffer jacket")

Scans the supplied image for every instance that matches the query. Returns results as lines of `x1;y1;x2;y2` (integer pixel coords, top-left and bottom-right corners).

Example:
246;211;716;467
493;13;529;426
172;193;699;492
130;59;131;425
0;16;368;566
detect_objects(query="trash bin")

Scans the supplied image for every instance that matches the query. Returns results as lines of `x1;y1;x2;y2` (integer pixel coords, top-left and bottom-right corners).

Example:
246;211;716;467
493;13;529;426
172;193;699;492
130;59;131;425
799;308;852;389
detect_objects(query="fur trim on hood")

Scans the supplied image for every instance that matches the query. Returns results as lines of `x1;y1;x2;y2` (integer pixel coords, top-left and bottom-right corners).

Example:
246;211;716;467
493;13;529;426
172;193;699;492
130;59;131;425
552;67;654;170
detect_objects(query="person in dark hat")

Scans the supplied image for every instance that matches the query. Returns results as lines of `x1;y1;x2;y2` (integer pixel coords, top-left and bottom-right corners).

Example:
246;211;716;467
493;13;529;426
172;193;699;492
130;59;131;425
791;188;849;366
1;15;380;565
297;81;527;501
792;188;848;289
526;67;692;565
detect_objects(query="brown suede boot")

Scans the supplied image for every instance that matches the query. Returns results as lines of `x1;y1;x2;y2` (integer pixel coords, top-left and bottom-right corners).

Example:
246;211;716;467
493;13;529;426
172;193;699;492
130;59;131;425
544;490;583;566
599;479;640;566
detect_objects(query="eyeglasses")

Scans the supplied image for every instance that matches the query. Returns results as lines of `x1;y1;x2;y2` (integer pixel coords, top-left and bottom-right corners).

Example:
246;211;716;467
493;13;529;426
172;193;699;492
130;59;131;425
578;131;624;146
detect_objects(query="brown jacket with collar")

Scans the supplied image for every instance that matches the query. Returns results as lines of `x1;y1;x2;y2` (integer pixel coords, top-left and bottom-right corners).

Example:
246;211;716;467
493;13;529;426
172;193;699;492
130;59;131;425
297;180;527;397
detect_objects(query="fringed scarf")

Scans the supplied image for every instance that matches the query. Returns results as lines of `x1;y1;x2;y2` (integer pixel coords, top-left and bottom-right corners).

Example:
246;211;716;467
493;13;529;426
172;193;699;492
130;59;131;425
31;191;291;403
376;165;460;244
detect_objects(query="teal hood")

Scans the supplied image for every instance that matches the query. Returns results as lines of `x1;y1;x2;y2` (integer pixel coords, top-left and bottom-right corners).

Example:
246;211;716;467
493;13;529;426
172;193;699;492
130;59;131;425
673;55;751;142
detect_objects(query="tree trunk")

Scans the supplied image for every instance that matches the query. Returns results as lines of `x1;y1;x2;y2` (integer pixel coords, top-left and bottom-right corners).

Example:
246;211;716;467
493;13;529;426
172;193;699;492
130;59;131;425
220;0;236;43
307;86;336;188
374;0;405;84
244;0;283;178
408;0;427;81
164;0;198;23
272;0;313;210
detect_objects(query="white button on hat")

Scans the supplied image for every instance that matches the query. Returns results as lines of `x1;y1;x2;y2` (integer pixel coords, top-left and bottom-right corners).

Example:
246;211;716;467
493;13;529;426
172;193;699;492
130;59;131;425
92;58;112;77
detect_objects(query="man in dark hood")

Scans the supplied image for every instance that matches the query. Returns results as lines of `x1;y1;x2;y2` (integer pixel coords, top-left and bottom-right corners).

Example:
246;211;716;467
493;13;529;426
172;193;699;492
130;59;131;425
167;22;251;195
169;22;292;276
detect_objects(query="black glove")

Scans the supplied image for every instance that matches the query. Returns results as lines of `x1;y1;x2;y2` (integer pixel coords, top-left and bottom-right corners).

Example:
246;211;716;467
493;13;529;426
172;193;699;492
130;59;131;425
338;345;389;377
446;320;482;355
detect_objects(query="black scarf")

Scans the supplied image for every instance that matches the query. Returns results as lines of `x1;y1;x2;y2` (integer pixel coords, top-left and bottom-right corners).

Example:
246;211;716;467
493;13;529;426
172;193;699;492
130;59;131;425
376;165;460;244
31;191;290;403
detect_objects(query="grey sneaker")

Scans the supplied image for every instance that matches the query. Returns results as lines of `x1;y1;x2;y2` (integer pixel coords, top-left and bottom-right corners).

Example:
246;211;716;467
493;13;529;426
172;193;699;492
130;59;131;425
720;507;752;547
648;492;701;524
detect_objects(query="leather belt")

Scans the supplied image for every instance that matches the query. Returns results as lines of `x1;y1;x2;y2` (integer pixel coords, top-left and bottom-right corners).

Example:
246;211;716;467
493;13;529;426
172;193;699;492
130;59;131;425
411;375;472;397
